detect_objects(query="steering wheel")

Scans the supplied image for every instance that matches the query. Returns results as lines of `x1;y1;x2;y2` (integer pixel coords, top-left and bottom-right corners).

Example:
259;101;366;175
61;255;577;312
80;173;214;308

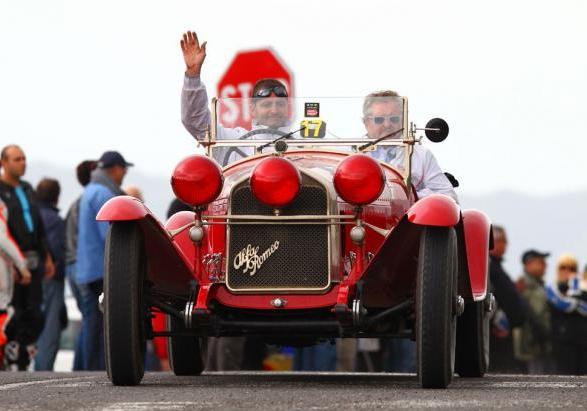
222;128;289;166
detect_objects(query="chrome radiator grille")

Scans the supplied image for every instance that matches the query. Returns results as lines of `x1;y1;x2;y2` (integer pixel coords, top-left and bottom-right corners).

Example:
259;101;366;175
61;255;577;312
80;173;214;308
226;174;330;291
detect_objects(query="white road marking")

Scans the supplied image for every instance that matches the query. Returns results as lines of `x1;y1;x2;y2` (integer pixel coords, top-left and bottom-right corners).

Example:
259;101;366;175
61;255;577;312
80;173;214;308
102;402;215;411
0;375;101;391
487;381;585;388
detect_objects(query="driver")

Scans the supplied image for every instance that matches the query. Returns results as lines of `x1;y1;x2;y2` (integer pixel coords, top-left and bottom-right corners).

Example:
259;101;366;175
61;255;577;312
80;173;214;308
362;90;457;201
180;31;291;165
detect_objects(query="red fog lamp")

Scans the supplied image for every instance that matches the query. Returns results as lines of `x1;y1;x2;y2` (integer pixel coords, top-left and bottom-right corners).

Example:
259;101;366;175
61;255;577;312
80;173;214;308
171;155;224;207
334;154;385;205
250;157;301;208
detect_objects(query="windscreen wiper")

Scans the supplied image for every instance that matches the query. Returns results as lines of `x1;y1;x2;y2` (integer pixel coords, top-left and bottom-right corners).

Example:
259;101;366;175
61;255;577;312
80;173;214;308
357;128;404;152
256;126;306;153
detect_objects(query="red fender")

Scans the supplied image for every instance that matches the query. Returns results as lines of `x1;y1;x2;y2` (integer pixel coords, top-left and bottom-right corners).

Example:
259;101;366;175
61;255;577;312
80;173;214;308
462;209;491;301
96;195;149;221
407;194;460;227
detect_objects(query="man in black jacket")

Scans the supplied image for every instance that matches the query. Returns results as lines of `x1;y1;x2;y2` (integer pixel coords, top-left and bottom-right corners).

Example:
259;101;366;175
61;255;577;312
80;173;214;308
0;145;54;370
488;225;527;373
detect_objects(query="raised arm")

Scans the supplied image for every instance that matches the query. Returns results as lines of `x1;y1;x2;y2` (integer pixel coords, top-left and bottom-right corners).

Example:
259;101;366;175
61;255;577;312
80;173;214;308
180;31;211;140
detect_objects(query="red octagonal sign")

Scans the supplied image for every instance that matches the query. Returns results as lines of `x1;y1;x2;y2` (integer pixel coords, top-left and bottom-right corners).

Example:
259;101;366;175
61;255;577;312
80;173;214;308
216;48;294;130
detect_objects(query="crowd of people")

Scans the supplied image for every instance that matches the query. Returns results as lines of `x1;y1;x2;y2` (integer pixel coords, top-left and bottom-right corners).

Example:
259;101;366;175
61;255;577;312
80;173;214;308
489;226;587;375
0;29;585;374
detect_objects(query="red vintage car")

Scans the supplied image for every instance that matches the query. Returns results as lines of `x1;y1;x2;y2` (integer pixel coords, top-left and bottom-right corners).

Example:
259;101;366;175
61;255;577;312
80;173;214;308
98;96;493;388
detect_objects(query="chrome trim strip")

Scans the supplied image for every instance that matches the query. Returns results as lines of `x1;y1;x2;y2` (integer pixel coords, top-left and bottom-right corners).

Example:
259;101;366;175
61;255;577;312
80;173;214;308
204;221;353;226
204;139;415;147
203;214;355;221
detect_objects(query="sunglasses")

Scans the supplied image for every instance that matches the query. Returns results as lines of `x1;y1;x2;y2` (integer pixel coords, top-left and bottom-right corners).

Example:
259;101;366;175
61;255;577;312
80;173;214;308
253;85;288;98
366;115;401;125
558;265;577;271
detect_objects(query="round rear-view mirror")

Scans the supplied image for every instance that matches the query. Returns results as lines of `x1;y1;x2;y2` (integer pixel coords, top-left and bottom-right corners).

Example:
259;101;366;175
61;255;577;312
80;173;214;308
425;118;449;142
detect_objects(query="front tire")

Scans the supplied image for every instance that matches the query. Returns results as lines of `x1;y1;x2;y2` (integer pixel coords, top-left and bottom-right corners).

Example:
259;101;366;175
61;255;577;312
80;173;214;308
104;222;147;386
167;315;206;376
455;299;490;377
417;226;458;389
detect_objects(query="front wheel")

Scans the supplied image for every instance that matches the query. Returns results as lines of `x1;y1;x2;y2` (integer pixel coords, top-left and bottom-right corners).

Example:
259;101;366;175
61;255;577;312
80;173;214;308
168;315;206;376
455;298;490;377
104;222;147;386
416;226;458;389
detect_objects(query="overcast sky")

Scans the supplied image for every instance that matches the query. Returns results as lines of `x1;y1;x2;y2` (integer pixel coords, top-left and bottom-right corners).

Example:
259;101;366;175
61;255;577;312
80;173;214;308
1;0;586;196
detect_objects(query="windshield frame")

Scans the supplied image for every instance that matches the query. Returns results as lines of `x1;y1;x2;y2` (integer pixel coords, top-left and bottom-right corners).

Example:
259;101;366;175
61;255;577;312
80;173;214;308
204;96;414;184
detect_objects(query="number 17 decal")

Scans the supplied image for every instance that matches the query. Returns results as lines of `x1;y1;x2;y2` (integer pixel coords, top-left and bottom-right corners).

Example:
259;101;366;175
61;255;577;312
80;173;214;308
300;119;327;138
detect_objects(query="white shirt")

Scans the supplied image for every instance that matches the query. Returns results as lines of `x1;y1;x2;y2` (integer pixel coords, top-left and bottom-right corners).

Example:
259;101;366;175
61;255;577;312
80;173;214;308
369;145;458;201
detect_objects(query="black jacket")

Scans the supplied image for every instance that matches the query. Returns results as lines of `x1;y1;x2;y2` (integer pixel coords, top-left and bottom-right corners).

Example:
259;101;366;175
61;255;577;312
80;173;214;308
489;255;526;327
0;180;47;258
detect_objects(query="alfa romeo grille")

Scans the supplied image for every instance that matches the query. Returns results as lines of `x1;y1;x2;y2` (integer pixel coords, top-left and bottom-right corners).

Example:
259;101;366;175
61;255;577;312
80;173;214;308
227;174;330;291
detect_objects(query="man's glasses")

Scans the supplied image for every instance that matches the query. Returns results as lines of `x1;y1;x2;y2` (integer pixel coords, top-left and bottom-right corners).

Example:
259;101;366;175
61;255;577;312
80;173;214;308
253;85;288;98
366;115;401;125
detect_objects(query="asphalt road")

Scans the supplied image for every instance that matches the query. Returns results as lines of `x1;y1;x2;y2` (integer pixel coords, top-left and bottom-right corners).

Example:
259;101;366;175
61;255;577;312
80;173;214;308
0;372;585;410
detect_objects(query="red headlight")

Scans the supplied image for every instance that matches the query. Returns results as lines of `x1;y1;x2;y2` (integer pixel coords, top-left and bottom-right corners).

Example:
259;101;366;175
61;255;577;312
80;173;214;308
250;157;301;208
333;154;385;205
171;155;223;207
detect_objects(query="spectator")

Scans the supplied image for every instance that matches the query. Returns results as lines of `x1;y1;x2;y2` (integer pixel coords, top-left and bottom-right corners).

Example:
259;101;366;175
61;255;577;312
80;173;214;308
64;160;97;370
0;144;55;370
124;186;144;202
546;254;587;374
0;197;32;369
488;225;527;373
34;178;66;371
514;249;552;374
77;151;132;370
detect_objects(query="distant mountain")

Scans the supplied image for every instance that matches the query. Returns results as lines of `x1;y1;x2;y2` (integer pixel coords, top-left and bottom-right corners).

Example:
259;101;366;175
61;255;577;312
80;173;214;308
26;161;586;283
460;191;587;282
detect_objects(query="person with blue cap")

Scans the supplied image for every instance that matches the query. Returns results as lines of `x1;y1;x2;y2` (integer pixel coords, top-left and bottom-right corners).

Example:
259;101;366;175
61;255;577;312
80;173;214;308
76;150;132;370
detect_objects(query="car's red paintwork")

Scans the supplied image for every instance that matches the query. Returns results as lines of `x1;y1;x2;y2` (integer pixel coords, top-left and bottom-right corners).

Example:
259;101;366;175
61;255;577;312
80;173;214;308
171;155;224;207
462;209;492;301
96;195;149;221
97;149;491;314
407;194;460;227
250;156;301;208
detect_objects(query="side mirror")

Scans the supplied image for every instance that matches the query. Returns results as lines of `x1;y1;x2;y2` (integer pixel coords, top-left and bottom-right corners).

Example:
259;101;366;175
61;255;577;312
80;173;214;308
425;118;449;143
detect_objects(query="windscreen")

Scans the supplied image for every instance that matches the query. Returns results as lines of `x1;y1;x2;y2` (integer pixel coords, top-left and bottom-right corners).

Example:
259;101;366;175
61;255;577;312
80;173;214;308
210;96;409;170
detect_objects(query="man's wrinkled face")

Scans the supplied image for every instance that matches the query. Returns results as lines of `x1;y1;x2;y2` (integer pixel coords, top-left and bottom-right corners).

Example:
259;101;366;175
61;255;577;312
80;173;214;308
250;95;289;129
1;146;27;179
363;101;402;139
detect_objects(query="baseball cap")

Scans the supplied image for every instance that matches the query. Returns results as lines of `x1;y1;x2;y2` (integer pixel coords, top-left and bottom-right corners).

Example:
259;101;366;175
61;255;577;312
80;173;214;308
98;151;134;169
521;249;550;264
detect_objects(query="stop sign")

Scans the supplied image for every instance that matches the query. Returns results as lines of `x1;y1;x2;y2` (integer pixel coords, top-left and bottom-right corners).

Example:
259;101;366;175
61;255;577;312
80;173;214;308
216;48;294;130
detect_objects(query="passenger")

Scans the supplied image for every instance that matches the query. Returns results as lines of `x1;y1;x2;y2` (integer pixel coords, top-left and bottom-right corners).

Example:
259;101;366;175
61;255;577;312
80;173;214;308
77;151;132;370
180;31;291;165
34;178;67;371
362;90;457;201
514;249;552;374
546;254;587;374
0;144;55;371
0;197;32;369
